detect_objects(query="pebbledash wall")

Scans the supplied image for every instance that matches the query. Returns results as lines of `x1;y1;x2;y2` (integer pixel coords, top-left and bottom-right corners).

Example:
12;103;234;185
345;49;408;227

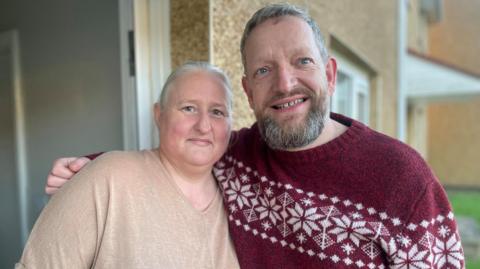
427;0;480;187
170;0;209;69
171;0;400;134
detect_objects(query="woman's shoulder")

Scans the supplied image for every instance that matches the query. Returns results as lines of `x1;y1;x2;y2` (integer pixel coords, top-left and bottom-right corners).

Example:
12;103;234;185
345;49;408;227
94;150;147;163
87;150;150;171
73;150;152;184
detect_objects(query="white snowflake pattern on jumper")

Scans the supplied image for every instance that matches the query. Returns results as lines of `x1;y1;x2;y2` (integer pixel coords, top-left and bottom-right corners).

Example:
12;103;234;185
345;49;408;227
214;157;465;268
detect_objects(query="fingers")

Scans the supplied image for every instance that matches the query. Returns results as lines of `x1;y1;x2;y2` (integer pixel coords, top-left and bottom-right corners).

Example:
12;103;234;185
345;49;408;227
46;174;70;188
45;173;71;195
45;184;63;195
50;157;79;179
45;186;58;195
68;157;91;172
45;157;91;196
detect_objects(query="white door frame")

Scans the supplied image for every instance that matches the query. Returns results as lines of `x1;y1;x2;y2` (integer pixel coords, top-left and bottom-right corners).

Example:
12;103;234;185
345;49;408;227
118;0;137;150
0;30;29;244
118;0;171;150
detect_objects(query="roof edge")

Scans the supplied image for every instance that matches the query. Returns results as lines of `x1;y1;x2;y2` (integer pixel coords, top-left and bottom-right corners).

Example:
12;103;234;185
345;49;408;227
407;48;480;78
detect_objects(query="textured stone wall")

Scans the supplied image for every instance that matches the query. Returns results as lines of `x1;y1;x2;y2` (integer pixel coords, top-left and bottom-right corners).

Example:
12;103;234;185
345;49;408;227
171;0;209;69
211;0;398;134
210;0;269;129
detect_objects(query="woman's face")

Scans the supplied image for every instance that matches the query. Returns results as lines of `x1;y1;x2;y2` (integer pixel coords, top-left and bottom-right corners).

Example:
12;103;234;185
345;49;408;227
156;71;231;168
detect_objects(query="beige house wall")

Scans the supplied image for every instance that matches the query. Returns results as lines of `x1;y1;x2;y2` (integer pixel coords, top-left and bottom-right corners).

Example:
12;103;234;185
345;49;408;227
427;98;480;186
405;0;432;158
428;0;480;72
407;0;430;53
426;0;480;186
210;0;399;133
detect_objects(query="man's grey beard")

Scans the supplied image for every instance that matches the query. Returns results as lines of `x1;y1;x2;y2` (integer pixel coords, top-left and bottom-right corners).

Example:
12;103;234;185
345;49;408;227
257;101;327;150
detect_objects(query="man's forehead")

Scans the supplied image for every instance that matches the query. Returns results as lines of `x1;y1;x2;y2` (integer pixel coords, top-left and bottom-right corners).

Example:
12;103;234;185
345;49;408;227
245;17;317;54
263;15;288;26
247;16;314;47
253;15;306;32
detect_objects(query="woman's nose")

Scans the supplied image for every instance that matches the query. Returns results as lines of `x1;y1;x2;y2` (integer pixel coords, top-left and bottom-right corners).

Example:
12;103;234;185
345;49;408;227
195;112;212;133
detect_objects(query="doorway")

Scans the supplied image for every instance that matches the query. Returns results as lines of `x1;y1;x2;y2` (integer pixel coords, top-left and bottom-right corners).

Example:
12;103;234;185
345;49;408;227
119;0;171;150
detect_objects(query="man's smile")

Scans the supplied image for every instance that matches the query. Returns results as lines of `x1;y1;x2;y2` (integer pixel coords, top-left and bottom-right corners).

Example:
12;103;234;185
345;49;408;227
271;97;307;110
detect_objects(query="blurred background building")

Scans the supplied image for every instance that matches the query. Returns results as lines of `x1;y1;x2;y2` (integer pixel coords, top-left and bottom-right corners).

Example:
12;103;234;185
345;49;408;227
1;0;479;267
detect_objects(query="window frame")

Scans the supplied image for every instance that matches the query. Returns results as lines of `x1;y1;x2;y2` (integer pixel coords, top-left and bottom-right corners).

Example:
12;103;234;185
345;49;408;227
331;52;371;125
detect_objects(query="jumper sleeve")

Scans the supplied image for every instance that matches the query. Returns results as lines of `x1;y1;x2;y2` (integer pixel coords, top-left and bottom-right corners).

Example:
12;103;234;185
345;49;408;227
85;152;104;160
17;157;111;268
388;180;465;269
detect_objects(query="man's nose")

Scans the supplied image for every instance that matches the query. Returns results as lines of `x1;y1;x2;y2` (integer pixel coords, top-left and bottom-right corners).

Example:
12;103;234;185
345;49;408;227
276;65;297;93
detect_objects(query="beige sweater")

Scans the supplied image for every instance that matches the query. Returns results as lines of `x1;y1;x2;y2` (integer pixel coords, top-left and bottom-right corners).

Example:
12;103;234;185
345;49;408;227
16;150;239;269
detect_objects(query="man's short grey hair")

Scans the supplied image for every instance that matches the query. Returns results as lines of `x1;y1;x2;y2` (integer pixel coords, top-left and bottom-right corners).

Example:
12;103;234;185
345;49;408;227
158;61;233;116
240;3;329;71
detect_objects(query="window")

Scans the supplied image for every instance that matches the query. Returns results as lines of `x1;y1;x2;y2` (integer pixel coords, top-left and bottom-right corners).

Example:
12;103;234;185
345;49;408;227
330;52;370;124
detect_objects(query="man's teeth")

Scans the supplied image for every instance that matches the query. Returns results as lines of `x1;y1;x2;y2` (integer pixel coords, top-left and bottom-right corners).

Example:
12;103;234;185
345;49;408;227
275;98;305;109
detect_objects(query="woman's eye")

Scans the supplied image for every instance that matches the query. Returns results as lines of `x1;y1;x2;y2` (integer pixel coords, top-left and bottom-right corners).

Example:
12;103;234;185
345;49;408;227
212;109;226;117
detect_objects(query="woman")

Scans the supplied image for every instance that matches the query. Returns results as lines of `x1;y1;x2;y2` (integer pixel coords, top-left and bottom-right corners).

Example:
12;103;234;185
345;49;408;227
16;62;240;268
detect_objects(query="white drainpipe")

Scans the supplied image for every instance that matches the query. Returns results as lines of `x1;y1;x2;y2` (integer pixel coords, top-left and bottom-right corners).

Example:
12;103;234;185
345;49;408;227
397;0;408;141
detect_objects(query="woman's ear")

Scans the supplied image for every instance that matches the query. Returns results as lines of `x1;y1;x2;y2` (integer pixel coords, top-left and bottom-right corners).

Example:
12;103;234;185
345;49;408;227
154;102;162;128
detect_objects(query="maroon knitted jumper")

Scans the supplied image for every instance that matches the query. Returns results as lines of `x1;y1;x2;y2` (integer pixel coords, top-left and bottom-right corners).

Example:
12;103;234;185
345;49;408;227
213;113;464;269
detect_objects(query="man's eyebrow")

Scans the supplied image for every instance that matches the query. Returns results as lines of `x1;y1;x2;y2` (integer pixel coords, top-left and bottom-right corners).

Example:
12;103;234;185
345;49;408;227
290;47;315;57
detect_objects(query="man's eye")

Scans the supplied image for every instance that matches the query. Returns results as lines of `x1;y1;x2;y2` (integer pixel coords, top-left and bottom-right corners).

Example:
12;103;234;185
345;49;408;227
299;58;313;65
181;106;196;113
255;67;269;76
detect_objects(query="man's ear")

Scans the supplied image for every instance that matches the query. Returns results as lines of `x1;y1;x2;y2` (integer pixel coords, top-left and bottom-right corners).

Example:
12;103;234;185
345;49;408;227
242;75;254;109
325;57;337;96
153;102;162;128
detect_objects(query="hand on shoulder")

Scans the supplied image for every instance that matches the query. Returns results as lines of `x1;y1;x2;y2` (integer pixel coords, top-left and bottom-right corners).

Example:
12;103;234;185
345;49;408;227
45;157;91;195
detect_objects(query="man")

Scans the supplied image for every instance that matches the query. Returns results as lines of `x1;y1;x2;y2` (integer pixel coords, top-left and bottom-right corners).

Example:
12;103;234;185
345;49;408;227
46;4;464;268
